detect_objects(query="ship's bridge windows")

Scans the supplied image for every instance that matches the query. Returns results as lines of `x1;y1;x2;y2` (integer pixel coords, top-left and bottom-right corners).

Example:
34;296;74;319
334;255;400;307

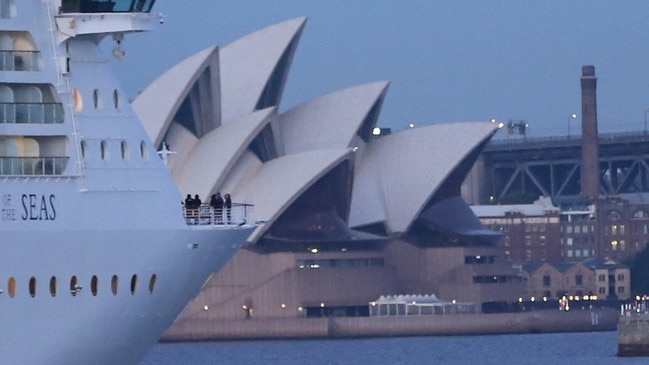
0;136;69;175
60;0;156;13
0;32;40;71
0;83;64;124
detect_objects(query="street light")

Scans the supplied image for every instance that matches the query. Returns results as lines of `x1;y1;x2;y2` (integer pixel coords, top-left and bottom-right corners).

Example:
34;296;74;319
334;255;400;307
568;113;577;138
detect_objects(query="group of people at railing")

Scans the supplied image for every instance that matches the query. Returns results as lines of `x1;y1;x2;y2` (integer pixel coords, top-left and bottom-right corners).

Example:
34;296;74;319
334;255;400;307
183;192;232;224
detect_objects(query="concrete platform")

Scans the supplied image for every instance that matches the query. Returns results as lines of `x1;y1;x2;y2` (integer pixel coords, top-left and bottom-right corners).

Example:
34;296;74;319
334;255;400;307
162;308;618;342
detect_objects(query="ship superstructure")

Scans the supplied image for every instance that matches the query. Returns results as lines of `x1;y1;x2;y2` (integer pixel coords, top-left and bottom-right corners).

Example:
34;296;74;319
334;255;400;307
0;1;253;364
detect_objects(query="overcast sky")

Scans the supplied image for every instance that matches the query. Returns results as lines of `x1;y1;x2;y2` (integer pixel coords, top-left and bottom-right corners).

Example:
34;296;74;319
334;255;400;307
112;0;649;138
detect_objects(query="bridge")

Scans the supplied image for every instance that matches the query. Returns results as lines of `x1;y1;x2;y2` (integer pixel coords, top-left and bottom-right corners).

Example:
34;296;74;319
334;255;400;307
475;131;649;205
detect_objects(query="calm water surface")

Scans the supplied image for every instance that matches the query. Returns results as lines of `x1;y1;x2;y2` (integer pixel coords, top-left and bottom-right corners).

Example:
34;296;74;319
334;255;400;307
141;331;647;365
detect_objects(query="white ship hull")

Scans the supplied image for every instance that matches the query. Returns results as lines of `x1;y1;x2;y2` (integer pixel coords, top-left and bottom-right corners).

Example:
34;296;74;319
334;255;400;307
0;227;251;364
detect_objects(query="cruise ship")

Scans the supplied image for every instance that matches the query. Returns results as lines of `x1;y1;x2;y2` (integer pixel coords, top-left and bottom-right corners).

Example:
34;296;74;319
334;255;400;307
0;1;253;364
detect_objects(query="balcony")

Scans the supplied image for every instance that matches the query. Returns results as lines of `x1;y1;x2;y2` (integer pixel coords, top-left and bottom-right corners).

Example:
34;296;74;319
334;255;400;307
0;156;69;175
0;103;65;124
0;51;40;72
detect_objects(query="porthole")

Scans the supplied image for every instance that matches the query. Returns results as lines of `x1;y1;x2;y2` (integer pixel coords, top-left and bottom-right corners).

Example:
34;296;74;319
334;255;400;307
120;140;129;160
111;275;118;296
139;141;149;161
130;274;137;295
92;89;101;109
113;89;120;109
80;140;88;159
91;275;98;296
70;276;78;296
72;88;83;112
29;277;36;298
148;274;157;294
100;140;109;160
8;277;15;298
49;276;57;297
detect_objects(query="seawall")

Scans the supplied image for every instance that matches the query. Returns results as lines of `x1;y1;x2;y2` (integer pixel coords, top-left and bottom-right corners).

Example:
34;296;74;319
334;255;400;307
162;308;617;342
618;314;649;357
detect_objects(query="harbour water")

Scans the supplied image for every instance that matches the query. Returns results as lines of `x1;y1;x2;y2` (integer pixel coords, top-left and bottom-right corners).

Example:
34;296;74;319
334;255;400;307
141;331;645;364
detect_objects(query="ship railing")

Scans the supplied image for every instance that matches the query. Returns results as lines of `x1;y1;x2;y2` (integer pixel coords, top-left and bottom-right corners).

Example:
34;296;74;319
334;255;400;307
0;50;40;72
0;102;65;124
182;203;255;227
0;156;69;175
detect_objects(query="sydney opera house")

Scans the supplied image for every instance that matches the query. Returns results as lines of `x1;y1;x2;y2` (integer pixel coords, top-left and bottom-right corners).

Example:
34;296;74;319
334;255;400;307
133;17;525;330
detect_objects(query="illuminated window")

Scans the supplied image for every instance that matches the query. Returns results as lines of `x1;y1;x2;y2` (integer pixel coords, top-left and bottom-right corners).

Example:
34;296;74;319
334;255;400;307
611;240;618;251
72;88;83;112
8;277;15;298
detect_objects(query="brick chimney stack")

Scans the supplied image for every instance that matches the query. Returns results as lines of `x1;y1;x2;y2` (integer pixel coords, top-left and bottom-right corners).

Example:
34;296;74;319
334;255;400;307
580;65;600;200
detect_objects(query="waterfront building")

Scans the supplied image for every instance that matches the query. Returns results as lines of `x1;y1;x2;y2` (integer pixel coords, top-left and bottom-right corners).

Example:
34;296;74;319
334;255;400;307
472;197;561;263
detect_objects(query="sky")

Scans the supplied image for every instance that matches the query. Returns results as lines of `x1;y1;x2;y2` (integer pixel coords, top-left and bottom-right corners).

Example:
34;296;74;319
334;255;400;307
112;0;649;138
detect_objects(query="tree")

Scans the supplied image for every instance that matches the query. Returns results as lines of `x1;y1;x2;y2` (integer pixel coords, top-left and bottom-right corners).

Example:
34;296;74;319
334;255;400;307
625;242;649;295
